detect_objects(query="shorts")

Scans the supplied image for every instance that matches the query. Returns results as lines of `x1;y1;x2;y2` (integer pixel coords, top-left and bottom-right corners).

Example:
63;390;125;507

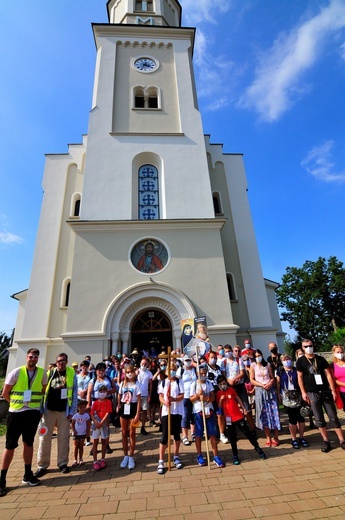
6;409;41;450
193;410;218;438
73;435;86;441
91;424;109;440
160;414;182;445
141;396;148;411
120;402;137;419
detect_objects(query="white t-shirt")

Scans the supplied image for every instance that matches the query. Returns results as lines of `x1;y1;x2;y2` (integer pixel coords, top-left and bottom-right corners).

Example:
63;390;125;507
158;379;184;417
72;412;90;436
119;381;141;403
5;366;47;413
176;366;197;398
190;380;214;414
137;369;153;397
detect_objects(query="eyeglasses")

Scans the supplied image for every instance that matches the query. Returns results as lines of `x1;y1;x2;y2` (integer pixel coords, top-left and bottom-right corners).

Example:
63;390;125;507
57;359;67;363
28;355;39;359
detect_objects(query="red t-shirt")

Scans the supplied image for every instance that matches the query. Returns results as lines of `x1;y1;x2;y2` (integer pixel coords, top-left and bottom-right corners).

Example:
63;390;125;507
91;398;112;420
216;387;243;422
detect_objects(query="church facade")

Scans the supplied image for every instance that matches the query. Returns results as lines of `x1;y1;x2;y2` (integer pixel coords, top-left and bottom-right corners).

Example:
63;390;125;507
8;0;283;370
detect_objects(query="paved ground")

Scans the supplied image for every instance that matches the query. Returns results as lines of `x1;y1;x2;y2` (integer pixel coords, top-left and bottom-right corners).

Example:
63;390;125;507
2;413;345;520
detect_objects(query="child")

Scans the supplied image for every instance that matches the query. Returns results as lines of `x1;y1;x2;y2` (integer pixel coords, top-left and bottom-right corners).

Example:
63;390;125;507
117;364;141;470
216;375;267;464
90;385;112;470
190;366;225;468
71;400;91;466
157;362;184;474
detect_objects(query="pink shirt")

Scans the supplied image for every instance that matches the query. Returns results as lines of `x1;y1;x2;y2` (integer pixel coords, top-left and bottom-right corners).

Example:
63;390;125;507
252;362;271;384
333;363;345;393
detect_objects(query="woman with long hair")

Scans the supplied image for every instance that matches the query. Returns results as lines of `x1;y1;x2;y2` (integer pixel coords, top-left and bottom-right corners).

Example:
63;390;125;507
331;344;345;412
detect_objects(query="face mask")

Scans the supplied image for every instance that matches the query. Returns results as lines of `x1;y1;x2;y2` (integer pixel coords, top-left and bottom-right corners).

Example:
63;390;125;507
170;370;176;378
225;352;231;358
199;375;207;382
141;366;147;371
209;358;216;365
219;383;227;391
218;350;224;357
160;365;167;371
184;361;191;367
127;373;134;379
243;360;250;366
304;346;313;355
335;353;344;360
245;343;251;348
98;392;107;399
270;347;278;354
283;360;292;368
256;356;262;363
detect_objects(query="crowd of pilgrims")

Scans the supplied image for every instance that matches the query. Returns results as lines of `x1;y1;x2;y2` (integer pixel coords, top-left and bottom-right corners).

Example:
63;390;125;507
65;339;345;473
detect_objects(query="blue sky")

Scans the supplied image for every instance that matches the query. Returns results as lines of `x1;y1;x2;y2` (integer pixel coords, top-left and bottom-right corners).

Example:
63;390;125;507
0;0;344;338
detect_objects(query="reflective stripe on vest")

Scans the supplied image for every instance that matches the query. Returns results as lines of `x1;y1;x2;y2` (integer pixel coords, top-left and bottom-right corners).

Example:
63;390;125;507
10;366;44;410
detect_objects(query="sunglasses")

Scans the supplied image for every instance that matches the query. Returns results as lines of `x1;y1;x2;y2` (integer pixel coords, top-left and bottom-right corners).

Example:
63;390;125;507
57;359;67;363
28;355;39;359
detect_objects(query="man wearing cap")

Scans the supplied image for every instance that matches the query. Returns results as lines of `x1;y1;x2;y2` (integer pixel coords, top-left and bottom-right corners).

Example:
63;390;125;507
35;352;78;477
71;362;79;374
0;348;47;496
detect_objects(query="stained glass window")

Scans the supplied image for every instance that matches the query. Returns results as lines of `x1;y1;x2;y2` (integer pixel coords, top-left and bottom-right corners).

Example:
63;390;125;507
139;165;159;220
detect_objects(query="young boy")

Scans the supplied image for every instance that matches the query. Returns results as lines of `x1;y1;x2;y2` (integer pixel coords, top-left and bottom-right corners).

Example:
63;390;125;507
216;375;267;464
190;366;225;468
90;385;112;470
71;400;90;466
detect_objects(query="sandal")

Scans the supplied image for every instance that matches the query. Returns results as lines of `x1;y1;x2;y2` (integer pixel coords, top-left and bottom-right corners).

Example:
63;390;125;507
182;437;191;446
299;438;309;448
271;439;279;447
291;439;300;449
72;460;78;467
79;460;85;465
265;440;271;447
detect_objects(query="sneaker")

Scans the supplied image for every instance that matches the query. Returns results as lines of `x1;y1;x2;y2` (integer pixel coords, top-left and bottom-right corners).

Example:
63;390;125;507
141;427;148;436
128;456;135;470
22;473;40;486
157;461;164;474
93;461;101;471
255;447;267;460
232;456;240;465
72;460;78;467
196;454;207;466
79;460;85;466
182;437;191;446
120;455;129;469
321;441;331;453
220;433;229;444
191;433;196;442
100;459;106;469
340;442;345;450
60;465;69;474
0;481;7;497
214;456;225;468
85;441;92;446
34;467;47;478
106;445;114;454
174;457;183;469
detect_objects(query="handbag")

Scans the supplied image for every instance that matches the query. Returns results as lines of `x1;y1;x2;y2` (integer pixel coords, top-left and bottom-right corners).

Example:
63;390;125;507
282;389;302;408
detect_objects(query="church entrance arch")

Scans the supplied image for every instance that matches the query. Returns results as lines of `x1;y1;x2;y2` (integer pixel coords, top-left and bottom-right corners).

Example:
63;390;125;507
131;310;172;355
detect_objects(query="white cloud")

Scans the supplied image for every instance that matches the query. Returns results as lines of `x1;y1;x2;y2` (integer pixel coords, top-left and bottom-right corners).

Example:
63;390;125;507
181;0;231;26
0;232;24;245
301;140;345;182
240;0;345;122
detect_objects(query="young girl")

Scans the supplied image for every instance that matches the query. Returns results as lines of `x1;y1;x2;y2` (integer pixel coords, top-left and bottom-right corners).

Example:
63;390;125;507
157;362;184;474
71;400;91;466
90;385;112;471
216;376;266;464
117;364;141;470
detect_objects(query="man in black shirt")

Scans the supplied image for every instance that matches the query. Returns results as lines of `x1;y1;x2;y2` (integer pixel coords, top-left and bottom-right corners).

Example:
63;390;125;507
296;338;345;452
267;342;282;374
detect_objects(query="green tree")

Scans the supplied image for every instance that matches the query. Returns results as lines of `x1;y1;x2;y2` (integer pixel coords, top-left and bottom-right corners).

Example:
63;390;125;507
0;332;11;376
276;257;345;351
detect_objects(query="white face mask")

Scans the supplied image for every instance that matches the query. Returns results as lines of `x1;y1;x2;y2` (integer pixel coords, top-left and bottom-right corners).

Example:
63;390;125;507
256;356;262;363
127;373;134;380
334;352;344;360
141;366;147;371
184;361;191;367
304;346;313;355
98;392;107;399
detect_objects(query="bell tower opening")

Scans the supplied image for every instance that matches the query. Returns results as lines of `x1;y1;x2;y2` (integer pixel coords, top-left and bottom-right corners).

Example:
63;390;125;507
131;310;172;354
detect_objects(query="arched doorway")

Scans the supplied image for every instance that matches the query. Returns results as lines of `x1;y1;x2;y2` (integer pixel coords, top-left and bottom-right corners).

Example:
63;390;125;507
131;310;172;355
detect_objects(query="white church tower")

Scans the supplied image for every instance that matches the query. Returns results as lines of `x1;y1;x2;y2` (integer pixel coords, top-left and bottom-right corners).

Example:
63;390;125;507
9;0;283;369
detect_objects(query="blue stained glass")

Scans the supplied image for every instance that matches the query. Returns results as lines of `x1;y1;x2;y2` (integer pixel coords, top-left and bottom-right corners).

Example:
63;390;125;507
139;164;159;220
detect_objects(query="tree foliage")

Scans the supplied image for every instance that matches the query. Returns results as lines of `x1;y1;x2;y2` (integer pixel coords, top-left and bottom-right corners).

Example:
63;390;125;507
276;257;345;351
0;332;11;376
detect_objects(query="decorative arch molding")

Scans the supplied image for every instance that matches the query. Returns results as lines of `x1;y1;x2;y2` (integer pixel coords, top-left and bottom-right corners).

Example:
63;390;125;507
104;281;196;338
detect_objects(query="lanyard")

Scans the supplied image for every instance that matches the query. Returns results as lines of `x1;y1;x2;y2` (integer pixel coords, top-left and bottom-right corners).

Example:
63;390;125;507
26;368;37;389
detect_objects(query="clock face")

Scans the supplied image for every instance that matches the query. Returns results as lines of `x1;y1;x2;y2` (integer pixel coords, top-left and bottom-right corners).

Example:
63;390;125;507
134;57;158;72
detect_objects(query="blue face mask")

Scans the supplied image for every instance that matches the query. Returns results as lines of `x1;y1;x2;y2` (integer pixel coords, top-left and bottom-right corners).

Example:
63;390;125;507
219;350;224;357
170;370;176;378
160;365;167;371
256;356;262;363
283;360;292;368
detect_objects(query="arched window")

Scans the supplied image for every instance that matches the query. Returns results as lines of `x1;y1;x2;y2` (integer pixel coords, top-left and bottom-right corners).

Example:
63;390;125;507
60;278;71;308
133;86;160;109
213;191;222;215
226;273;237;302
70;193;81;218
135;1;153;12
139;164;159;220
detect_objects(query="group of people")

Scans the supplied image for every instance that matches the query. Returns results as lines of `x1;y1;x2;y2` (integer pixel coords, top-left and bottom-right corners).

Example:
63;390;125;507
1;336;345;497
